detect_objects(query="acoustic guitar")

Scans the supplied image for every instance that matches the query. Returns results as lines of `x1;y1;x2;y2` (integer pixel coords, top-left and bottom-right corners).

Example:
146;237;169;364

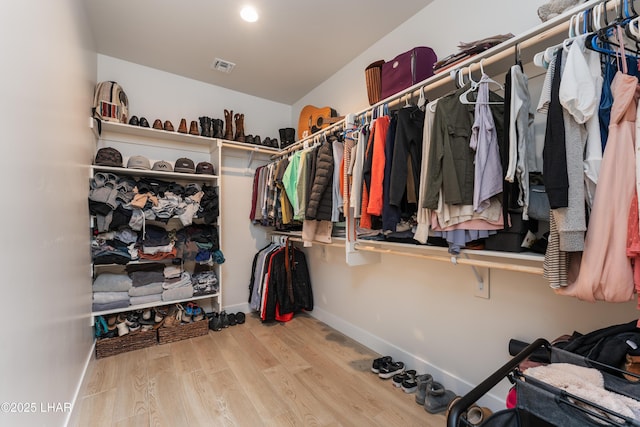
297;105;343;140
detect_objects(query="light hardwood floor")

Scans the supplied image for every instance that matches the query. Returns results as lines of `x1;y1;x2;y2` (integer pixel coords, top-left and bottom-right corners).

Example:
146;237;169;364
72;313;447;426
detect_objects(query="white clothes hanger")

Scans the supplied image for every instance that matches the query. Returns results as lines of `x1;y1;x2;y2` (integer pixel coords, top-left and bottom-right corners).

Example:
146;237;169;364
458;61;503;105
417;86;427;110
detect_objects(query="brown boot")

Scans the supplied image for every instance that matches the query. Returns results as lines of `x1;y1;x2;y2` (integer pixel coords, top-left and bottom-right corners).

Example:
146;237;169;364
178;118;188;133
234;113;245;142
163;120;174;132
224;109;234;140
189;120;199;136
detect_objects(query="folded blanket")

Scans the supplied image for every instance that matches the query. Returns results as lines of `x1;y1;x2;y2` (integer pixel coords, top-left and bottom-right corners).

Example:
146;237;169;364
162;272;192;290
162;286;193;302
128;282;164;297
92;300;130;312
93;273;132;292
92;291;130;304
525;363;640;419
130;270;165;287
130;294;163;306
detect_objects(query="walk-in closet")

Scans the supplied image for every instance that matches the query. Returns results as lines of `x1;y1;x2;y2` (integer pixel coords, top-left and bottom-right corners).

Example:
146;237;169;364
4;1;640;426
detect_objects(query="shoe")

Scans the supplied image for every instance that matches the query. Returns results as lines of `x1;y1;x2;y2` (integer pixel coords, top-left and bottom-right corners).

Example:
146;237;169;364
414;373;434;405
192;305;205;322
189;120;199;136
228;312;237;326
220;311;230;328
253;135;262;146
116;322;130;336
178;118;188;133
371;356;392;374
139;117;150;128
392;369;415;388
153;119;163;130
466;405;493;426
128;115;139;126
212;118;224;138
424;381;456;414
106;314;118;330
401;371;419;393
224;109;234;140
208;312;222;331
94;316;108;338
235;312;246;324
199;116;212;137
378;361;405;379
163;120;174;131
234;113;245;142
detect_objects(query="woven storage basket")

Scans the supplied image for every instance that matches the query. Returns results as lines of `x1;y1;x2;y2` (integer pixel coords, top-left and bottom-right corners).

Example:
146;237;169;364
157;319;209;345
95;329;158;359
365;60;384;106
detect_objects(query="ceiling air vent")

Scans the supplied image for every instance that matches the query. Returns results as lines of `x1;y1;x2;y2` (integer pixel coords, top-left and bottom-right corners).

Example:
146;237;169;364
211;58;236;74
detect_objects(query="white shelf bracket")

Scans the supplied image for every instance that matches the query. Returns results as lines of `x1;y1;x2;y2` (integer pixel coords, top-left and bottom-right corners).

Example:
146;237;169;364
462;253;490;299
244;147;259;176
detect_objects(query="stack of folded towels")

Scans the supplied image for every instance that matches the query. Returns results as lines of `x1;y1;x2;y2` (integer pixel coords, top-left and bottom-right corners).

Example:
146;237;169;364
127;263;165;306
162;265;193;301
92;273;132;311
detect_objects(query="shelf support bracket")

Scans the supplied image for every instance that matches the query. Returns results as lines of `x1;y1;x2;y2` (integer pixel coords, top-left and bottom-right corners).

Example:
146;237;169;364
461;253;490;299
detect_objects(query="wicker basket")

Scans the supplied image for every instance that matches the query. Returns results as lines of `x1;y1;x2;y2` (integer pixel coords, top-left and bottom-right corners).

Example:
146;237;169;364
157;319;209;345
365;60;384;106
95;329;158;359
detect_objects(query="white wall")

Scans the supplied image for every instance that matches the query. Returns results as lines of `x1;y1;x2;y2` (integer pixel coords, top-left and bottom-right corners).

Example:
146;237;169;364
293;0;552;119
291;0;640;410
0;1;97;425
97;57;289;310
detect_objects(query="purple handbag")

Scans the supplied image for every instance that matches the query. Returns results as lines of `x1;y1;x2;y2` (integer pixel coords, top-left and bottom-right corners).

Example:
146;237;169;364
380;47;437;100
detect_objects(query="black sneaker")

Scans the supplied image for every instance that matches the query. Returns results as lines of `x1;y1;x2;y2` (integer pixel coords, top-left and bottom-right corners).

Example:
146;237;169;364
401;371;419;393
235;312;246;324
378;361;405;379
228;313;237;326
371;356;392;374
208;312;222;331
220;311;230;328
393;369;416;388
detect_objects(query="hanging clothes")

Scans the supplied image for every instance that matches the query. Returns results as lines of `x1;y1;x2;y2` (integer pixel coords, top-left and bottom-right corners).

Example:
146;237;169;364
470;72;503;213
557;72;638;303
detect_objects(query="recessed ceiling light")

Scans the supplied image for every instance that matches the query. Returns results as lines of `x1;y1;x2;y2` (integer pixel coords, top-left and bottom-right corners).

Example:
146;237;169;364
240;5;258;23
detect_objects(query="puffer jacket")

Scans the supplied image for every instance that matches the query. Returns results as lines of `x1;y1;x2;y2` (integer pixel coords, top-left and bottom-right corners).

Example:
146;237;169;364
305;140;334;221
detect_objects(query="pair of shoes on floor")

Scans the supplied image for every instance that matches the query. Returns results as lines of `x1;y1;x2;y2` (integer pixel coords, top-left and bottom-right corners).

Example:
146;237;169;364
423;381;457;414
371;355;405;379
392;370;420;393
208;311;246;331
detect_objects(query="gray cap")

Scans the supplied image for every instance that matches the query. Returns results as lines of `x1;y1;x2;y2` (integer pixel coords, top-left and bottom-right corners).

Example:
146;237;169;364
152;160;174;172
126;155;151;170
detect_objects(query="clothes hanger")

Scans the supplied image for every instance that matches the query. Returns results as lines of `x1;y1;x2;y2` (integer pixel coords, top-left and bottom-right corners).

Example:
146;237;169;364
417;86;427;110
458;61;503;105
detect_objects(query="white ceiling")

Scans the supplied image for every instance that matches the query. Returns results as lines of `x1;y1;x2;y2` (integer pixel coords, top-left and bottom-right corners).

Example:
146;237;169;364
84;0;433;105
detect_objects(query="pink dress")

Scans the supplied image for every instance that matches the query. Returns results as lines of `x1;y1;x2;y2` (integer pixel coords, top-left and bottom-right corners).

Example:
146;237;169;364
557;72;638;302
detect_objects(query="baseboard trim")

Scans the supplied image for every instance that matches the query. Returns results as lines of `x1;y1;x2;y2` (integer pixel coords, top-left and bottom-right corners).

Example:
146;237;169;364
222;301;250;314
65;340;95;427
307;307;505;411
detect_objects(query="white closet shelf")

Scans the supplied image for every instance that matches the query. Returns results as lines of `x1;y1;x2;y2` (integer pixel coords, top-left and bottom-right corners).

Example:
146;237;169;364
92;292;220;317
94;118;280;155
92;165;219;181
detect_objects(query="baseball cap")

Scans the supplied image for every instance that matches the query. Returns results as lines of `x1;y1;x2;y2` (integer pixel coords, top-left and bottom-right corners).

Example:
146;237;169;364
94;147;123;167
126;155;151;170
196;161;215;175
174;157;196;173
152;160;174;172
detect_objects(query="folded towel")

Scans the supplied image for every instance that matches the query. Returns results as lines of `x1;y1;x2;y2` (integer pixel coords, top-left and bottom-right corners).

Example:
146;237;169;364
162;286;193;302
130;294;163;306
128;282;164;297
92;300;130;312
93;291;130;304
163;265;182;279
162;272;192;290
130;270;165;287
93;273;132;292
